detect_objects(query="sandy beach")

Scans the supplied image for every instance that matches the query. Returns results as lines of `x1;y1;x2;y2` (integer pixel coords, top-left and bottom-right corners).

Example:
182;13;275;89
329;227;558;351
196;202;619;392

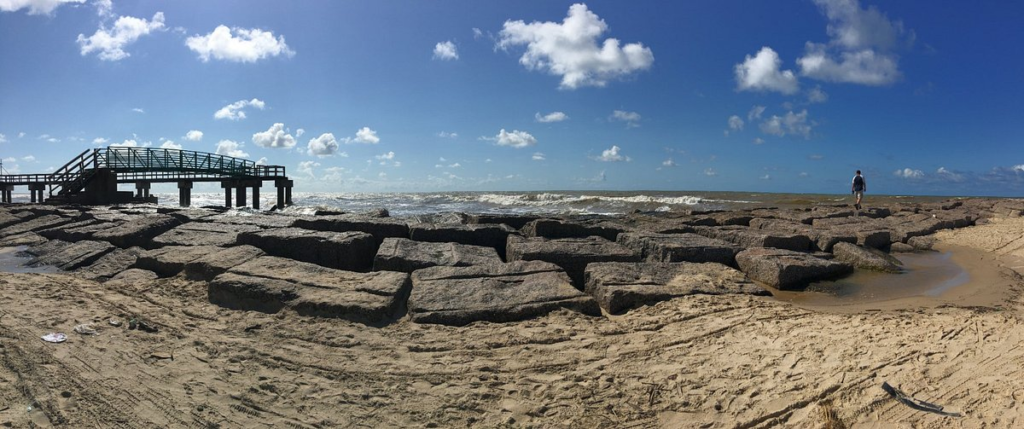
1;203;1023;428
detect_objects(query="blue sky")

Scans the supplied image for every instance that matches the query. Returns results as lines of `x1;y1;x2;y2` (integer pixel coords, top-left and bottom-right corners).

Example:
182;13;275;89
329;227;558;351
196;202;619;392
1;0;1023;196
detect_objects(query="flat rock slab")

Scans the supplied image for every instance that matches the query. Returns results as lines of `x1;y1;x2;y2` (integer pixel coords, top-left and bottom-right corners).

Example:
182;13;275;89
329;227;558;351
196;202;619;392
152;222;262;247
465;214;542;230
617;232;740;266
0;211;36;230
292;215;410;244
409;223;517;258
409;261;601;326
106;268;159;286
210;256;410;324
521;219;625;241
373;238;501;273
0;232;47;247
736;248;852;290
135;245;222;277
183;245;266;281
75;248;142;281
0;214;76;239
694;226;810;252
37;219;106;242
585;262;768;314
92;215;182;249
28;240;114;271
832;242;902;273
238;228;376;271
208;213;297;229
506;236;640;289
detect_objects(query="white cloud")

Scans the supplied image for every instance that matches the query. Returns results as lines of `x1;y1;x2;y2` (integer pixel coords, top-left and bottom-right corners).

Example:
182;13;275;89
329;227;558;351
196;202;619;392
485;129;537;148
132;107;145;114
215;139;249;158
760;110;813;138
532;152;546;161
753;137;765;145
936;167;964;182
252;123;295;149
186;25;294;63
21;155;35;162
662;158;676;167
0;0;84;15
160;140;182;150
449;162;461;168
92;137;108;145
17;132;25;138
797;0;911;85
472;28;483;39
255;157;267;166
307;133;339;157
535;111;568;123
807;86;829;103
297;160;319;180
497;3;654;89
735;46;799;94
704;168;717;177
341;127;379;144
610;110;641;128
295;128;305;138
595;145;629;162
214;98;265;120
799;172;810;177
0;133;5;144
747;105;766;121
184;130;203;141
111;139;138;147
94;0;111;17
77;12;165;61
894;168;924;179
1013;165;1024;173
728;115;744;131
375;151;395;161
761;174;771;180
432;40;459;60
437;131;458;138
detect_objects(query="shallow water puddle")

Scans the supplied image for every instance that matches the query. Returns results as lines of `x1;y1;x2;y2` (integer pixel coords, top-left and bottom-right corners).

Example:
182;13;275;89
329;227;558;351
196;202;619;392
771;250;970;306
0;246;60;274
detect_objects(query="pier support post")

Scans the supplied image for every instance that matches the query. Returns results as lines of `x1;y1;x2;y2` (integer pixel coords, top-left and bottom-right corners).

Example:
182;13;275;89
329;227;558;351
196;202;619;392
28;183;46;203
221;181;233;208
251;181;261;210
178;181;193;207
135;181;151;199
275;178;293;208
0;185;10;203
236;185;247;208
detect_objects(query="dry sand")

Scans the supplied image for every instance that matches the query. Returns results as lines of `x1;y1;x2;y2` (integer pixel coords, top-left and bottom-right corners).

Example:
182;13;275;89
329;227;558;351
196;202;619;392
2;218;1024;428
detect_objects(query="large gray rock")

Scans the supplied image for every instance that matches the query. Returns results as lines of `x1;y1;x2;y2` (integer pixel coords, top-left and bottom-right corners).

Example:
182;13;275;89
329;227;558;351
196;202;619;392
135;245;223;277
693;226;810;252
408;261;600;326
521;219;626;241
75;248;143;281
735;248;852;290
91;214;182;249
37;219;107;242
907;236;936;251
0;232;47;247
465;214;541;230
617;232;740;266
408;223;517;258
183;245;266;281
856;230;892;249
0;214;76;239
152;222;261;247
584;262;768;314
210;256;410;324
27;240;114;271
106;268;159;287
0;210;36;230
832;242;903;273
292;215;409;245
207;213;298;229
506;236;640;289
238;227;376;271
373;238;501;273
889;242;915;253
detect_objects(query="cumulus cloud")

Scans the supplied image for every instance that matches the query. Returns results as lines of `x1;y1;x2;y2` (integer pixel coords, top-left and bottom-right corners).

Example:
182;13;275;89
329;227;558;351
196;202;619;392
160;140;182;150
375;151;395;161
728;115;744;131
759;110;813;138
532;152;546;161
595;145;629;162
340;127;379;144
92;137;108;145
797;0;911;85
295;128;305;138
252;123;295;149
753;137;765;145
77;12;165;61
662;158;677;167
306;133;340;157
894;168;924;179
735;46;799;94
0;0;84;15
432;40;458;60
186;25;295;63
610;110;641;128
297;160;319;180
807;86;829;103
184;130;203;141
747;105;766;121
111;139;138;147
132;107;145;114
535;111;569;123
215;139;249;158
497;3;654;89
936;167;965;182
214;98;265;120
483;129;537;148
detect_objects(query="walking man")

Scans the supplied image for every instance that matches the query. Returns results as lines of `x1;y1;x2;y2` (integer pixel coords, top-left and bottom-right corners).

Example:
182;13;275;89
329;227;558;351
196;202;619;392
852;170;866;210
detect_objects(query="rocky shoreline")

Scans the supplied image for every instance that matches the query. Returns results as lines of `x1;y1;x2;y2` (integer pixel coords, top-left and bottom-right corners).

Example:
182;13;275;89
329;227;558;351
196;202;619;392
1;198;1017;326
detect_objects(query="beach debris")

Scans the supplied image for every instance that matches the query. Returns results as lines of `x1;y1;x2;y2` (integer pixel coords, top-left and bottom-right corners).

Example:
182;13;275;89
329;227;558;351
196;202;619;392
128;318;159;333
881;381;962;417
150;351;173;360
73;324;98;335
40;333;67;343
108;318;122;327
